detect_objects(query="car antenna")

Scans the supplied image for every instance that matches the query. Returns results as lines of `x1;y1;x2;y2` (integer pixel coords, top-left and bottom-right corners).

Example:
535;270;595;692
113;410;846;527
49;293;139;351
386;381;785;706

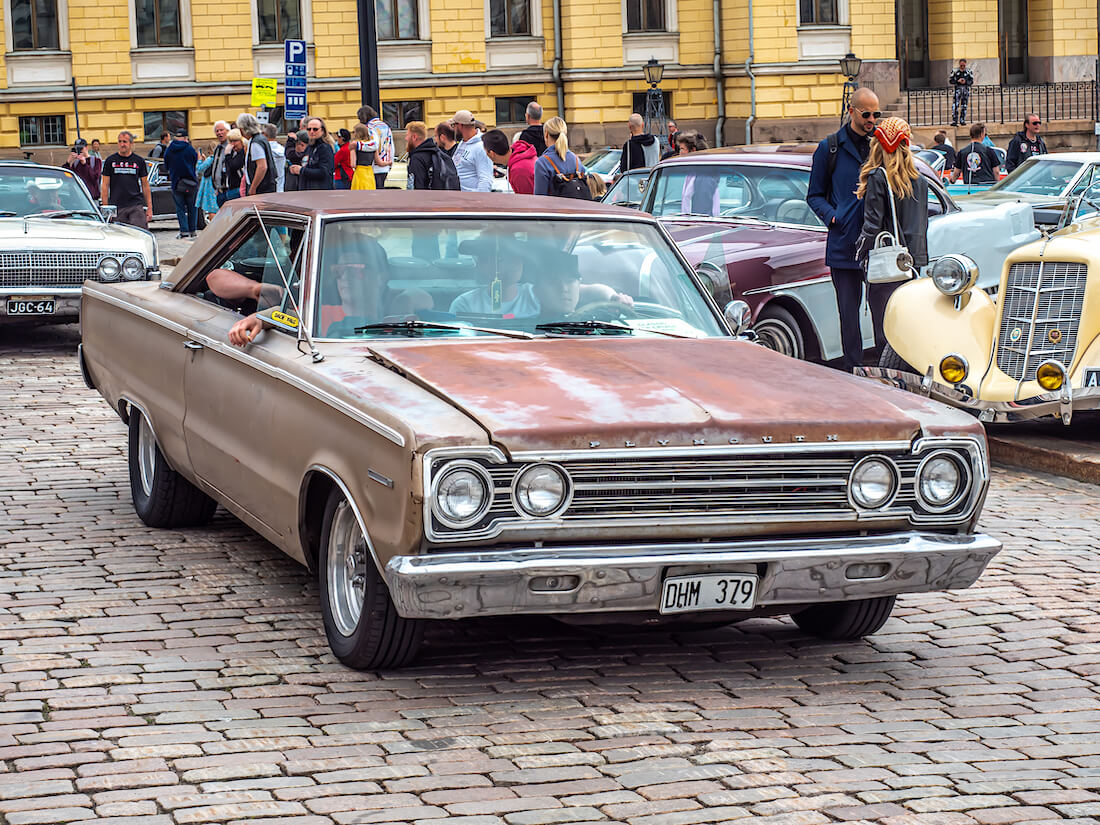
251;205;324;363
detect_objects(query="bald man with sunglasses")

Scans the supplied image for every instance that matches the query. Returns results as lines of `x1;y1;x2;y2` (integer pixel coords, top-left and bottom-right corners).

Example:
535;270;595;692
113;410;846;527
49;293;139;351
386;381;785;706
807;87;886;373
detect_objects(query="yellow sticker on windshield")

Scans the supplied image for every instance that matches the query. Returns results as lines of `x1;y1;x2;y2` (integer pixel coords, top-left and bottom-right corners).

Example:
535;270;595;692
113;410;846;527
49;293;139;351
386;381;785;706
271;310;299;328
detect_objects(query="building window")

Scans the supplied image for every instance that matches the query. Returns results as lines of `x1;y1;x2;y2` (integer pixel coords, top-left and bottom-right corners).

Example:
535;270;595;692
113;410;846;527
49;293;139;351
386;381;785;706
19;115;65;146
799;0;838;24
625;0;664;32
11;0;60;50
135;0;182;46
495;96;534;125
382;101;424;129
257;0;301;43
631;91;672;118
490;0;529;36
375;0;417;39
144;110;187;141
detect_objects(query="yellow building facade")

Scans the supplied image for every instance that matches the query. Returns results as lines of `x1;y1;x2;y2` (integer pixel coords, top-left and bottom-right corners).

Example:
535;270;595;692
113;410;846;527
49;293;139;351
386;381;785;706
0;0;1095;157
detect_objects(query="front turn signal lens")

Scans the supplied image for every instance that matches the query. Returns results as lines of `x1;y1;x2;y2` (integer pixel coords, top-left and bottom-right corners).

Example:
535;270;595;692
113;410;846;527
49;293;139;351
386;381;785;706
939;354;969;385
1036;361;1065;391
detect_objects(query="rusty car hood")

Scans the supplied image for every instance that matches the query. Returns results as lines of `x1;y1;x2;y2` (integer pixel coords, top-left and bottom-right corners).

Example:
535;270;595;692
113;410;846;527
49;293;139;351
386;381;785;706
365;337;981;453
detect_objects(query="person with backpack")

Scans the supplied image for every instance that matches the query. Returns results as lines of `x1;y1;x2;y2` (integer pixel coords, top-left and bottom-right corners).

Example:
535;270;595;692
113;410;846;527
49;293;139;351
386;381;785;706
534;118;591;199
405;121;460;191
807;86;881;373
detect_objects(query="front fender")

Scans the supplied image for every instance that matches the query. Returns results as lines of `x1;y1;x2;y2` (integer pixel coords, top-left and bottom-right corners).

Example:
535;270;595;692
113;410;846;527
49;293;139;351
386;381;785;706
885;278;997;381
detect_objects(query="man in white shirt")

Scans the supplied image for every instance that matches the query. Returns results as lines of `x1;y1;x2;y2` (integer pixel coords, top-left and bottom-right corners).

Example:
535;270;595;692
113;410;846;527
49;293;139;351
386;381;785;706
451;110;493;192
263;124;286;192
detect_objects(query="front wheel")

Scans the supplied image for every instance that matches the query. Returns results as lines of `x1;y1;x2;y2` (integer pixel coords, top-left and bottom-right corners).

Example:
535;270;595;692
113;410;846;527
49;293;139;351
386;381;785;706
754;305;805;360
791;596;896;640
878;343;917;374
127;408;216;528
318;489;423;670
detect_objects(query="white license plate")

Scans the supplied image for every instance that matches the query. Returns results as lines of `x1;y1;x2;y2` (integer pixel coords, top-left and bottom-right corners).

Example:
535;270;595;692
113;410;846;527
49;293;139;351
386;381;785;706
7;299;55;315
659;573;758;614
1084;368;1100;388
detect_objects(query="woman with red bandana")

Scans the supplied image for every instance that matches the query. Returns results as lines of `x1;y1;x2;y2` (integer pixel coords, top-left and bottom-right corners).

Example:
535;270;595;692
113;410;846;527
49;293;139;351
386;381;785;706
855;116;928;272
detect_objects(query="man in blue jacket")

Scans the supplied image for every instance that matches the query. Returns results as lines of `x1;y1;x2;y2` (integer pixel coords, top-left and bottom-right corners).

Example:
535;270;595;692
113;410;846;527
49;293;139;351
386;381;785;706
807;87;880;373
163;129;199;238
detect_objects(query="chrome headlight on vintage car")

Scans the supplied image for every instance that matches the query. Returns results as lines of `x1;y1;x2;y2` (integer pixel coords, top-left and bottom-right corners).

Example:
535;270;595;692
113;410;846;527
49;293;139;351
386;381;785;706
97;256;121;281
512;463;571;517
917;450;970;512
121;256;144;281
848;455;899;509
930;254;979;296
431;461;492;528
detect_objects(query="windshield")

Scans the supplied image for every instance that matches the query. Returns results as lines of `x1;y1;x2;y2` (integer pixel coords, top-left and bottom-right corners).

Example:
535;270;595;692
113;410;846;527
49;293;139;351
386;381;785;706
314;218;725;339
604;172;646;207
648;163;824;227
915;150;942;168
584;149;622;175
988;158;1082;196
0;167;99;218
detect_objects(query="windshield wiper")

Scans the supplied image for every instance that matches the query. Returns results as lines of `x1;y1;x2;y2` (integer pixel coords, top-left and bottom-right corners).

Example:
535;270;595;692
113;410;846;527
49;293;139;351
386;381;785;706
353;320;533;339
535;319;634;336
0;211;16;217
24;209;100;220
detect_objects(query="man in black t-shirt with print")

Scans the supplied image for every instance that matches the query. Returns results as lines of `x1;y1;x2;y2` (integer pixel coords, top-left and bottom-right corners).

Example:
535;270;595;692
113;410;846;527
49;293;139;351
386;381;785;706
100;131;153;228
951;123;999;187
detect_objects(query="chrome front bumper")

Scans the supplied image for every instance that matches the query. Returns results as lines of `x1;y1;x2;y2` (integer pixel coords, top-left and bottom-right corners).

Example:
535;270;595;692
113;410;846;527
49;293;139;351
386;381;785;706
857;366;1100;425
384;531;1002;620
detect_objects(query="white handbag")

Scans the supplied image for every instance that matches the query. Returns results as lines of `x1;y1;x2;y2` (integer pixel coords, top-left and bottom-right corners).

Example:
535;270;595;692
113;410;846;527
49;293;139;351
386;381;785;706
865;168;915;284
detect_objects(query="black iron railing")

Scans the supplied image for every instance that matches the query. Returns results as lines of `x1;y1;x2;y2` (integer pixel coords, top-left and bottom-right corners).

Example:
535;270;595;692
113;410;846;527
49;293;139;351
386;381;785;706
906;82;1096;127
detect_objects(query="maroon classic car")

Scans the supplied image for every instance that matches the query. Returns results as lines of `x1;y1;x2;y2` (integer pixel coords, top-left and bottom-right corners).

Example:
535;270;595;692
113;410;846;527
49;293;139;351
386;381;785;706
641;146;1039;362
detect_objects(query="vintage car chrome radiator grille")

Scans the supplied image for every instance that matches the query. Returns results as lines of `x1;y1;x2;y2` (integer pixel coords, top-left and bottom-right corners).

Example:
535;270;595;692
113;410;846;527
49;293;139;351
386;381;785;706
0;251;136;288
996;261;1087;381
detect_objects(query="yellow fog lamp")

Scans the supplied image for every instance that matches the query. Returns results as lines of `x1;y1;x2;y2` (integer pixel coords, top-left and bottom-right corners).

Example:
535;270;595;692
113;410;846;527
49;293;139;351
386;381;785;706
1036;360;1066;392
938;354;969;385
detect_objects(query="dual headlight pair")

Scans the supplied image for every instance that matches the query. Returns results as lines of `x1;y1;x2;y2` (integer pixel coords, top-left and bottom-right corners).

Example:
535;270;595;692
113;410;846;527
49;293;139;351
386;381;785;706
432;461;570;528
849;452;969;513
98;256;145;282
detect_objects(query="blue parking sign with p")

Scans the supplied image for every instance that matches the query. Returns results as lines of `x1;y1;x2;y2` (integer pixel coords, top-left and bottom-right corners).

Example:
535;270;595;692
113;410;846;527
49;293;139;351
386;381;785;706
284;39;308;120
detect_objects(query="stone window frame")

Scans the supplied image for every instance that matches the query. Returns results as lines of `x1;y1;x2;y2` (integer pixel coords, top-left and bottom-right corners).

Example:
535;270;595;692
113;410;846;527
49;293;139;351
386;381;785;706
19;114;66;146
3;0;68;53
250;0;312;46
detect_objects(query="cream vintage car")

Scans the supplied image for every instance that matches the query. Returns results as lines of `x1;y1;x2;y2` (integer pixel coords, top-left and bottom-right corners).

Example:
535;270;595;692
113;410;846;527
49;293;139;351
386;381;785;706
861;197;1100;425
0;160;158;323
80;191;1000;670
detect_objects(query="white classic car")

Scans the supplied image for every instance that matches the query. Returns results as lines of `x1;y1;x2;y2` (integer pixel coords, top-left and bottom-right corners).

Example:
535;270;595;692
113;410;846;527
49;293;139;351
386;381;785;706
0;161;159;323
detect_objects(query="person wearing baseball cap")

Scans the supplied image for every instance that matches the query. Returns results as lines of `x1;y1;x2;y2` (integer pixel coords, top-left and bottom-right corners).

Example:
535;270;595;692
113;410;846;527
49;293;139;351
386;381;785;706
451;109;493;192
65;137;102;200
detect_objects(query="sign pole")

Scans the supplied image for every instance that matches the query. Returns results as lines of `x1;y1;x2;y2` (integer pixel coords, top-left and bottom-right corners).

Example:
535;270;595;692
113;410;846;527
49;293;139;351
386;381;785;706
356;0;380;110
71;78;82;141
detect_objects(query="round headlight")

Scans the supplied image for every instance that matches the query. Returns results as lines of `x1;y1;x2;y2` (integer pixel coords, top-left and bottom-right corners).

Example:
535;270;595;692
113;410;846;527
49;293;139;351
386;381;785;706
513;463;570;517
97;257;120;281
1035;360;1065;391
849;456;899;510
122;256;144;280
930;254;978;296
939;354;969;384
432;462;491;527
917;451;968;511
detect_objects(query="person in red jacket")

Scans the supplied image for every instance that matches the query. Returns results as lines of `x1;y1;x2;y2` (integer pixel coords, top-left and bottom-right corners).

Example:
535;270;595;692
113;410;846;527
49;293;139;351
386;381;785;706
333;128;354;189
482;129;536;194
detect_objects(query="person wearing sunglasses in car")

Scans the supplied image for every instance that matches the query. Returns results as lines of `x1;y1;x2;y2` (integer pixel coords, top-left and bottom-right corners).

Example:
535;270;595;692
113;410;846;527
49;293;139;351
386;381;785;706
807;86;883;374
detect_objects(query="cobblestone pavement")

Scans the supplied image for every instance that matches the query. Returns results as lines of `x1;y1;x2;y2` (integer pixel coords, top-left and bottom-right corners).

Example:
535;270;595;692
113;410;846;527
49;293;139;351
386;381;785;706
2;323;1100;825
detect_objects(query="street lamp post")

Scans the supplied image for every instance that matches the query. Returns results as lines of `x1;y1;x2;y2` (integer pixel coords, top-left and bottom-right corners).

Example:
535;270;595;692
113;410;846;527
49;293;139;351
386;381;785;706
839;52;862;123
642;57;670;151
356;0;380;111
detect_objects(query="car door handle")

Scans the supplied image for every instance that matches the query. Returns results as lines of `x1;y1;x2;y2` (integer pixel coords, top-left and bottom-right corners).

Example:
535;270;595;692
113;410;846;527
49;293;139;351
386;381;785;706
183;341;204;351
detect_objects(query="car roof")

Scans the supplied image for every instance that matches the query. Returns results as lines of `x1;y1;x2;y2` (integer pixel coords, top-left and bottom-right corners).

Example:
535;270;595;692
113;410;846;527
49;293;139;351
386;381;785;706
225;190;659;219
660;144;815;168
1020;152;1100;163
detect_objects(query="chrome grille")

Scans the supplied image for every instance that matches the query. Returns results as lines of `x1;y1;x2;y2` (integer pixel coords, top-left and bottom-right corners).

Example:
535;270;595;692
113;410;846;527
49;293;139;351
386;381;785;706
0;250;142;288
996;261;1087;381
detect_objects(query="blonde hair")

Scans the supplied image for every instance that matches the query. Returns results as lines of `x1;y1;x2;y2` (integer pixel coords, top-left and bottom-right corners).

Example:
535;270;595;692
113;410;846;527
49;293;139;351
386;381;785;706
352;123;370;141
227;128;243;142
856;140;919;201
405;120;427;140
585;172;606;198
544;116;569;158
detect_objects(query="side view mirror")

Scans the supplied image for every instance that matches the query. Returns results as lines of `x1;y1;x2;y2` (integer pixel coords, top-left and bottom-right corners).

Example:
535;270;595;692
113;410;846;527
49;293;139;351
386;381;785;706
257;305;301;335
99;204;117;223
723;299;752;336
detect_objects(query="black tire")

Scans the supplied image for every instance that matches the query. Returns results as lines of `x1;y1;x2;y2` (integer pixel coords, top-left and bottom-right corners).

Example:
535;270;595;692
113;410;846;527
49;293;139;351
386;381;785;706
878;343;917;374
318;489;423;670
791;595;896;640
127;408;217;528
754;305;805;360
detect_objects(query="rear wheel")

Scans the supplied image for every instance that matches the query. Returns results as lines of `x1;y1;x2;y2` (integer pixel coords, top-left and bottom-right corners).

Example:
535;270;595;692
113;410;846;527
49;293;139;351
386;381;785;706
878;343;917;374
127;408;217;528
791;596;896;640
754;305;805;361
318;489;423;670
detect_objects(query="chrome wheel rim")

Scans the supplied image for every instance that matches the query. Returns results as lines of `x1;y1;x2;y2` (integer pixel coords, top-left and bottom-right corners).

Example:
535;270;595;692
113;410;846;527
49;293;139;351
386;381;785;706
754;318;802;359
137;415;156;497
327;501;368;637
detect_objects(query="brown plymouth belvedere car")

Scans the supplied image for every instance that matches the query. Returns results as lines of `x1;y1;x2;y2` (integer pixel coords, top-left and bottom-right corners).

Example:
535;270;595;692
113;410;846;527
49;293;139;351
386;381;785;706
79;191;1001;670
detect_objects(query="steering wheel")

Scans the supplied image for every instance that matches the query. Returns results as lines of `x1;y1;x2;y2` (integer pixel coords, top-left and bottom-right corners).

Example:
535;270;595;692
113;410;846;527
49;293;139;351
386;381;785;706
570;300;638;321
